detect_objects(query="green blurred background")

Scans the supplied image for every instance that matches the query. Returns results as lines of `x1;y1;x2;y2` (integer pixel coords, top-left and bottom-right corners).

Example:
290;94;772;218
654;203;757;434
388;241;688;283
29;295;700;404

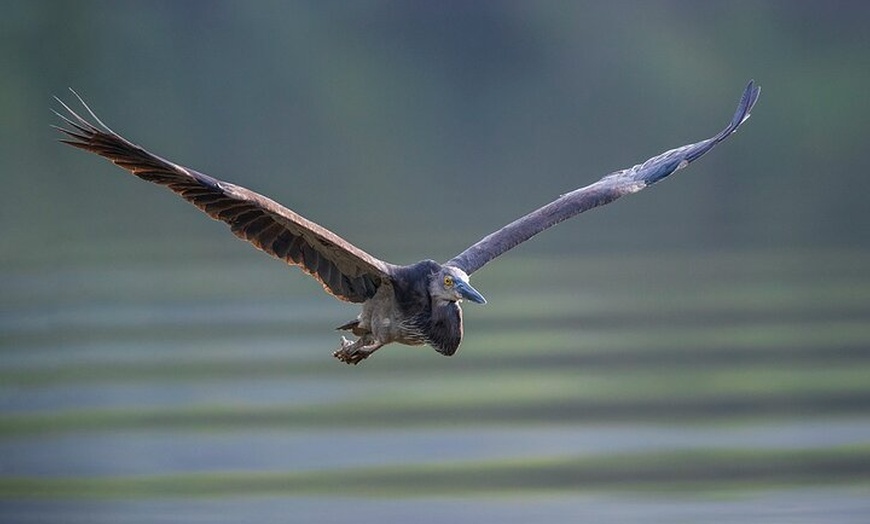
2;1;870;522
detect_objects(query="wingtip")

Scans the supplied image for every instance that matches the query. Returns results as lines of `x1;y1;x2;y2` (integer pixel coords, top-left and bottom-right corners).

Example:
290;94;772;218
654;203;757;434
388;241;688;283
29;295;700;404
722;79;761;137
53;88;117;135
744;79;761;113
669;80;761;164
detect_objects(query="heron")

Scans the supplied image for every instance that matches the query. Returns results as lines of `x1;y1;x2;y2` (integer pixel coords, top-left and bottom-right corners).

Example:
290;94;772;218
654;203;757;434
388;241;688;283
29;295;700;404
54;81;760;364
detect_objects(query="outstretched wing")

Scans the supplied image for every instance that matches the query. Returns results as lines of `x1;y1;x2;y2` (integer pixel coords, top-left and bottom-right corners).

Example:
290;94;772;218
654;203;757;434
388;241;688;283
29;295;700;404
54;91;396;303
447;80;761;275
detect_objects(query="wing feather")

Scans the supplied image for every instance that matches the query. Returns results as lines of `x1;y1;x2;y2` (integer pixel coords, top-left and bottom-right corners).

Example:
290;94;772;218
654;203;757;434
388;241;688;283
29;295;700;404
55;90;396;303
447;81;761;275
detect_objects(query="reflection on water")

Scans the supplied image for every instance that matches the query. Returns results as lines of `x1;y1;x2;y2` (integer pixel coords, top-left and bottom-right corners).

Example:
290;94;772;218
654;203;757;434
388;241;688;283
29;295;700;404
2;251;870;522
3;421;870;477
3;490;870;524
5;490;869;524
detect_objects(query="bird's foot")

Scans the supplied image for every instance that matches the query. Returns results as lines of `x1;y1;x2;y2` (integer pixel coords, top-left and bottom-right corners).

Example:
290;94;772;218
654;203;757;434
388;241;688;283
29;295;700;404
333;336;380;365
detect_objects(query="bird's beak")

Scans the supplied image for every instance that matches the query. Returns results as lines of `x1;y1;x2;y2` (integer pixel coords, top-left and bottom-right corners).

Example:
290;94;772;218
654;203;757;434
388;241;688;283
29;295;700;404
456;280;487;304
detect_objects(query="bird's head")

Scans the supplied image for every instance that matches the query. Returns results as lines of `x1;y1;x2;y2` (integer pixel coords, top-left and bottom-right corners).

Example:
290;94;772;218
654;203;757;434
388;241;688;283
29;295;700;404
431;266;487;305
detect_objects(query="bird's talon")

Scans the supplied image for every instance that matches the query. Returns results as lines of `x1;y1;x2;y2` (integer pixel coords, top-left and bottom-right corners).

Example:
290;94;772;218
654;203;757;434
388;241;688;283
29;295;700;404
333;337;371;365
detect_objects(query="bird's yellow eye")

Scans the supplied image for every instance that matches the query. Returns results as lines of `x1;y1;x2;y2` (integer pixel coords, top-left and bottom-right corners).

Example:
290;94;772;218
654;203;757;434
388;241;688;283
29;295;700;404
443;275;454;288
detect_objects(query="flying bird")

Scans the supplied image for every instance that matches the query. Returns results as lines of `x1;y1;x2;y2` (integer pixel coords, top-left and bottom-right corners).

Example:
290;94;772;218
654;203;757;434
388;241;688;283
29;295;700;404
55;81;760;364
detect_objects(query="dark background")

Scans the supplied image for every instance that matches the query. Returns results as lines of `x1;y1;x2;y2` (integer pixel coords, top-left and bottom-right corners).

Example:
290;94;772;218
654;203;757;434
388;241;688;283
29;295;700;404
3;0;868;264
2;2;870;523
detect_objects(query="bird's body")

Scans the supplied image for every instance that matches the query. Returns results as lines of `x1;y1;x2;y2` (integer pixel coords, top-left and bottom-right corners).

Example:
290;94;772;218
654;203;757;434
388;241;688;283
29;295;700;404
55;81;760;364
334;261;479;363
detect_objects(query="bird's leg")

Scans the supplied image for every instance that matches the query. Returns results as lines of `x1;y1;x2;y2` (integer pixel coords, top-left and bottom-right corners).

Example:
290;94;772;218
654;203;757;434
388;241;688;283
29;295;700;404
333;335;384;365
